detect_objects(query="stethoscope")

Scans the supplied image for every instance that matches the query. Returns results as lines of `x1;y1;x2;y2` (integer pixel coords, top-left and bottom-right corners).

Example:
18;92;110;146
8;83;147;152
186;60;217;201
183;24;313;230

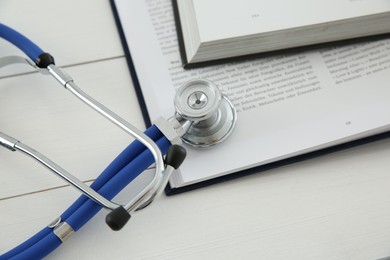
0;23;237;259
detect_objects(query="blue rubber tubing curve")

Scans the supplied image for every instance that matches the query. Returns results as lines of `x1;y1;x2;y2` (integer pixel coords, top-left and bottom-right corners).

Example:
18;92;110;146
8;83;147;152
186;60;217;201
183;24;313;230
0;23;44;62
1;125;163;259
10;136;170;260
1;126;168;259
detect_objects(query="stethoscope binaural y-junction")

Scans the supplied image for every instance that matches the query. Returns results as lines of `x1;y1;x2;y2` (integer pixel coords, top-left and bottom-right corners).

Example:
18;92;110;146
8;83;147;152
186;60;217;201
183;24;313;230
0;23;237;259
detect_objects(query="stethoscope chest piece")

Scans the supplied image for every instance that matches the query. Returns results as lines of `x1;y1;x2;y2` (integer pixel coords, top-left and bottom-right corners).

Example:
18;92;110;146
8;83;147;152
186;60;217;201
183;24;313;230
174;79;237;148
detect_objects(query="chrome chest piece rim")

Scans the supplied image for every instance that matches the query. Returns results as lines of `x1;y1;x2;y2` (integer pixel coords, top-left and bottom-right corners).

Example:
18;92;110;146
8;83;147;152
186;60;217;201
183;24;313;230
174;79;237;148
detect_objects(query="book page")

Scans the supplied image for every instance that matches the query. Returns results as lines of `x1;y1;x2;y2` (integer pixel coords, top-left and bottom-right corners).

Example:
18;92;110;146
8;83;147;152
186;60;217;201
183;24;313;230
190;0;390;41
115;0;390;187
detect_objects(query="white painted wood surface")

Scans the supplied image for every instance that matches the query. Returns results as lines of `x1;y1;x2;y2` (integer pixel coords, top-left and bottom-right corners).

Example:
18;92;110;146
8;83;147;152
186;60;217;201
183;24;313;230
1;0;390;259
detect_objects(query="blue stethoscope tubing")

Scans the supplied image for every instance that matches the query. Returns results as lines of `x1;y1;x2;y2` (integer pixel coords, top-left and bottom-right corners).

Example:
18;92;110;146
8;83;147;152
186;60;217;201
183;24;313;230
0;23;44;63
2;127;169;260
0;23;180;259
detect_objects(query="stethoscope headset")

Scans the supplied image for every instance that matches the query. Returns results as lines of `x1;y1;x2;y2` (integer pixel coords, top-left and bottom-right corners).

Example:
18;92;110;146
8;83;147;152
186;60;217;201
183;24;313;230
0;23;237;259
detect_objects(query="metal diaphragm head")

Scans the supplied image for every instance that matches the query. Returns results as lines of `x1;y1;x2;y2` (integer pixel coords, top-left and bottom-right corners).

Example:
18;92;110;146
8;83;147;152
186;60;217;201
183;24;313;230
174;79;237;148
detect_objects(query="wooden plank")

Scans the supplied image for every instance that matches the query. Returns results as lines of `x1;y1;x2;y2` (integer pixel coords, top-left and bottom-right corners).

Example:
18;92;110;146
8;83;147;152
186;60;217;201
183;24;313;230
0;0;123;77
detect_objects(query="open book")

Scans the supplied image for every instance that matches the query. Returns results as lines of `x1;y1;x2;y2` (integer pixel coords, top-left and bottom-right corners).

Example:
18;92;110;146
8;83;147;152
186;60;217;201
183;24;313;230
111;0;390;194
173;0;390;67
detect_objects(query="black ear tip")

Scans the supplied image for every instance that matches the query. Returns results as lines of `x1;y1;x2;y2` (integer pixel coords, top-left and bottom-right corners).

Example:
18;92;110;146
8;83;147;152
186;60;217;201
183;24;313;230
36;53;55;68
165;145;187;169
105;207;131;231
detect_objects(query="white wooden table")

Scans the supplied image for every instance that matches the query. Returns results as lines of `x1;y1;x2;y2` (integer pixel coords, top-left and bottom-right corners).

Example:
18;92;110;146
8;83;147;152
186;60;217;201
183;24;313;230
1;1;390;259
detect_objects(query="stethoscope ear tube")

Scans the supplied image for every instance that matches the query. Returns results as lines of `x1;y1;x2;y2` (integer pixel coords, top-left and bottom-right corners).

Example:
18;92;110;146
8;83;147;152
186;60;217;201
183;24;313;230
0;22;169;214
3;125;172;259
104;144;186;231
